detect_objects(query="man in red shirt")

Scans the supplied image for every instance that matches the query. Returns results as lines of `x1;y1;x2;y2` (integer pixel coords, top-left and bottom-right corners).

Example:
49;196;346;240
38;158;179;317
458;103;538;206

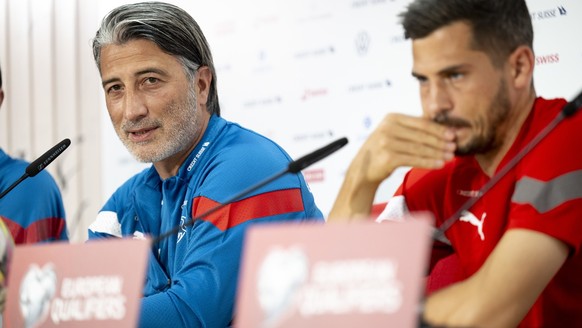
330;0;582;327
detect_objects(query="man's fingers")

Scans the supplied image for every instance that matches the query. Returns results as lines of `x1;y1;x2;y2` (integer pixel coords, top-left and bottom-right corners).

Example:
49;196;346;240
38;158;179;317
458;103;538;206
387;138;454;163
374;113;456;164
385;113;456;143
387;121;456;154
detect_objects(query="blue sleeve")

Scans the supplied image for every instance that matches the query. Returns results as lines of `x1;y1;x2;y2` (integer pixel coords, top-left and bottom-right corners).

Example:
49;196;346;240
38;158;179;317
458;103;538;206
0;168;68;243
87;182;130;240
34;170;68;242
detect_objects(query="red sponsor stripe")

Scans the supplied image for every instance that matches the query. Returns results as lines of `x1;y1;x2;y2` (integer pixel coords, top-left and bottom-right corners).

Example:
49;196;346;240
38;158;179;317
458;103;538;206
0;216;66;244
192;188;304;231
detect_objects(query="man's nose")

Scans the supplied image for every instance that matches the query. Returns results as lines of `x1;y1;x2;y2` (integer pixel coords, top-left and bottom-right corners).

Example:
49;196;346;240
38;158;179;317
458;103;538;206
424;80;453;120
124;89;148;121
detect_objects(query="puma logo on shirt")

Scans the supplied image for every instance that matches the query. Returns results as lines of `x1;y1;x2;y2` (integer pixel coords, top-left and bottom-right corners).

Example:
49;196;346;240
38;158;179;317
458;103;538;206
459;210;486;241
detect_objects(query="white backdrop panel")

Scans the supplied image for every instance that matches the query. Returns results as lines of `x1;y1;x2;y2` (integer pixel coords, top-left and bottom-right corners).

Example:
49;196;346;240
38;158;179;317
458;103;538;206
99;0;582;217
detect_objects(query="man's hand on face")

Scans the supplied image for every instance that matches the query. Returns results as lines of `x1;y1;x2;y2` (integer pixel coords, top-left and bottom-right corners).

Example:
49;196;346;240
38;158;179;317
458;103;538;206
350;113;456;187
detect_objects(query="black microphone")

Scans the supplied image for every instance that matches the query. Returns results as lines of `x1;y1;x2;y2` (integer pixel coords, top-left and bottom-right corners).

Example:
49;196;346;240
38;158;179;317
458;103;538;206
288;137;348;173
0;138;71;200
433;90;582;243
151;137;348;244
562;90;582;117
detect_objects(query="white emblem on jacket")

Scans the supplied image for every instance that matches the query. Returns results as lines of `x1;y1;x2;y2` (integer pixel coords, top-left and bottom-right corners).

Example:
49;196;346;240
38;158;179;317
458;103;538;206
459;211;486;241
177;216;187;243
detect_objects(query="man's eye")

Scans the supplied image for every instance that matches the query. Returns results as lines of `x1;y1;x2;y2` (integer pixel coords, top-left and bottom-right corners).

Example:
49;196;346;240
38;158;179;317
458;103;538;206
144;77;159;84
415;76;428;85
449;72;464;80
107;85;122;93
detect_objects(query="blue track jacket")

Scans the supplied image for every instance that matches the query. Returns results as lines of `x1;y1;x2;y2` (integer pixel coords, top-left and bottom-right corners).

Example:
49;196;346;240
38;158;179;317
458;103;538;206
88;115;323;327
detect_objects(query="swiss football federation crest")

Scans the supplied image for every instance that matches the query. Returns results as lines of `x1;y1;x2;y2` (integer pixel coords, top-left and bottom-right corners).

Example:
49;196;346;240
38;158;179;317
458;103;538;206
177;216;187;243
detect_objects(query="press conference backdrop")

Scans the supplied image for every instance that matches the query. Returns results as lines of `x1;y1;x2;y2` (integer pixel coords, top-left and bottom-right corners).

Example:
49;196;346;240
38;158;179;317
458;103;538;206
1;0;581;242
100;0;582;218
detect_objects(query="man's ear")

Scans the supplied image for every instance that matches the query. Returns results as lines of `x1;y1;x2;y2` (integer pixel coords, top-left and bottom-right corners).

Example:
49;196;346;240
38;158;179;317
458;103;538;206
194;66;212;106
508;45;535;90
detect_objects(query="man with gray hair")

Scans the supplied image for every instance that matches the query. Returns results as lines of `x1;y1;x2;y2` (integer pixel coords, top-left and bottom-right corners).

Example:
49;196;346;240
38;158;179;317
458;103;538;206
88;2;323;327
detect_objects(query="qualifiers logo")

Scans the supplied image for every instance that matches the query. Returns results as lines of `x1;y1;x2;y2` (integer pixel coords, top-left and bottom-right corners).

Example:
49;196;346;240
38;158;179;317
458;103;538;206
299;258;403;316
530;6;567;21
50;275;127;324
20;264;57;328
257;246;309;327
535;53;560;65
256;246;403;327
19;264;129;327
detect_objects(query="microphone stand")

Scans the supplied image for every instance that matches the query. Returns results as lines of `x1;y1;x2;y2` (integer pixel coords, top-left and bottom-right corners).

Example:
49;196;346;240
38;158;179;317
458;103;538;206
0;175;28;201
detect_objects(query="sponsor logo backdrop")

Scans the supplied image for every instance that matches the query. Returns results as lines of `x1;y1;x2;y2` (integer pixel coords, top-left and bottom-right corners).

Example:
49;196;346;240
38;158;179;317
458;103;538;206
101;0;582;216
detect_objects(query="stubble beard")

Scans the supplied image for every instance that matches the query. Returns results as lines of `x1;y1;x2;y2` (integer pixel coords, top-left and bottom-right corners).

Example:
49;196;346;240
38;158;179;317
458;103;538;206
116;88;202;163
435;79;511;156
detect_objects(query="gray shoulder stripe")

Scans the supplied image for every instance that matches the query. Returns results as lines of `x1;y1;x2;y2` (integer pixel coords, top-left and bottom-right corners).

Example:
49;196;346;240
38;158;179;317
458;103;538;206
512;171;582;213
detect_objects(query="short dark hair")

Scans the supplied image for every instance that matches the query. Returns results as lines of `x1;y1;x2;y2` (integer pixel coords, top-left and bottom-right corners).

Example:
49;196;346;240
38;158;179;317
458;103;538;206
92;1;220;116
0;64;3;88
400;0;533;67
